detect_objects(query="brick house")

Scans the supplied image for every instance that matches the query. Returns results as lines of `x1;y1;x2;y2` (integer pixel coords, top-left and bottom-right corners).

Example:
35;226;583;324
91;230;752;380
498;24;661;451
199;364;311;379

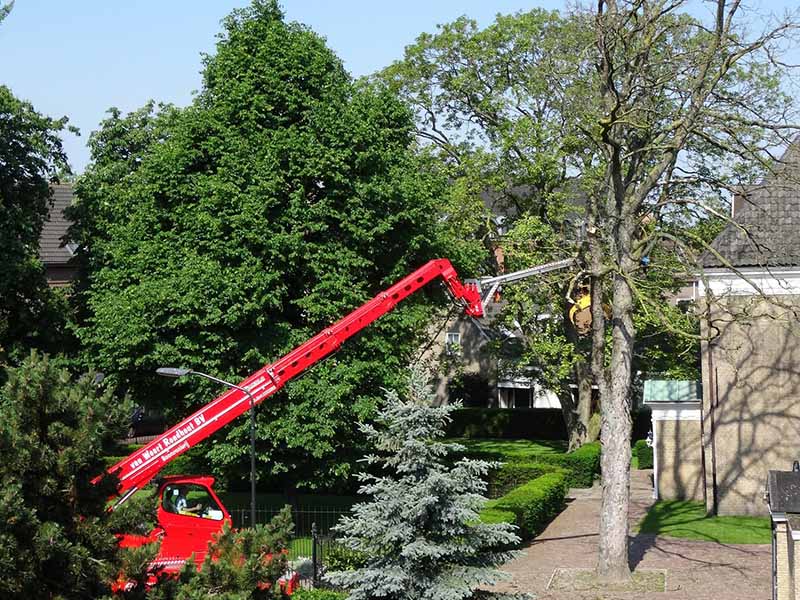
652;144;800;515
39;183;77;286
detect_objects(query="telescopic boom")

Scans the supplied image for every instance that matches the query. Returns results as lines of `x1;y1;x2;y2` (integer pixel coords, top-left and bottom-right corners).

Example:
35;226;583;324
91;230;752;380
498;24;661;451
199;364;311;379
96;258;482;504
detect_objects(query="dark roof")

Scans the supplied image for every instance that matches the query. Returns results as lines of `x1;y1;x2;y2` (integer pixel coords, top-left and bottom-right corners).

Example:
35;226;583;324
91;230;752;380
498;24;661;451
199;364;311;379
38;184;76;265
703;144;800;268
767;470;800;513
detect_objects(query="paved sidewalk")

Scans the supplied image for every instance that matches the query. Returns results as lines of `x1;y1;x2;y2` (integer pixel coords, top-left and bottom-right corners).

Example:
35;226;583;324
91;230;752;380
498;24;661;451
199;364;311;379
490;470;771;599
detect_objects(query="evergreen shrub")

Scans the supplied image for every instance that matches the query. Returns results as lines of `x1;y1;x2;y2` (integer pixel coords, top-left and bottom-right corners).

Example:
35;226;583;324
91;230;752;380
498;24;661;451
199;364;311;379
634;439;653;469
325;371;520;599
481;471;568;540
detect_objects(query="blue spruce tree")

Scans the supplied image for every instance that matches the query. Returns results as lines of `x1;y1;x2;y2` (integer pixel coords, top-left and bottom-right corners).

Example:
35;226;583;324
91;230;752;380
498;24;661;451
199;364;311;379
326;370;524;600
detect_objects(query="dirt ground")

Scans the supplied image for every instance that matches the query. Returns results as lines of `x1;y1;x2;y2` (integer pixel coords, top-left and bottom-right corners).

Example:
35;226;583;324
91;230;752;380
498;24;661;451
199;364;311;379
489;469;772;600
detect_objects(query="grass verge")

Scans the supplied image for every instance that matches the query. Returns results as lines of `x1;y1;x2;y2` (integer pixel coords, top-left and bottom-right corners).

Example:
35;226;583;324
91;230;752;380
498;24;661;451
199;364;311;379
637;500;770;544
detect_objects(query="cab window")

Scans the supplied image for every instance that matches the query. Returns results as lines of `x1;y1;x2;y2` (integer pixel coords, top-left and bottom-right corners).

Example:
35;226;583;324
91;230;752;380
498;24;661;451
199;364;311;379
162;483;224;520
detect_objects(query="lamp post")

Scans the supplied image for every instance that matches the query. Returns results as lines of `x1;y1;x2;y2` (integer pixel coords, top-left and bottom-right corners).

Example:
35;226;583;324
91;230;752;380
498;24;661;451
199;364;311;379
156;367;257;528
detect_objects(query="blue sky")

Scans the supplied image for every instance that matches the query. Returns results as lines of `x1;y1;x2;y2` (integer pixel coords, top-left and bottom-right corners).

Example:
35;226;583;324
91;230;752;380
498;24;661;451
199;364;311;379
0;0;796;173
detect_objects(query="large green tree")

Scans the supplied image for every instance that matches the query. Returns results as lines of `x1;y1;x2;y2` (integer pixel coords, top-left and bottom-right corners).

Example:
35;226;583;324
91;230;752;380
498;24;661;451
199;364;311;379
0;2;74;366
70;0;481;491
381;10;608;450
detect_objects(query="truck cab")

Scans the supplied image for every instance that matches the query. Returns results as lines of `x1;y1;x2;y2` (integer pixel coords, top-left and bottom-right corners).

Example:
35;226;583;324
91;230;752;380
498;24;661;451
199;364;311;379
153;475;231;571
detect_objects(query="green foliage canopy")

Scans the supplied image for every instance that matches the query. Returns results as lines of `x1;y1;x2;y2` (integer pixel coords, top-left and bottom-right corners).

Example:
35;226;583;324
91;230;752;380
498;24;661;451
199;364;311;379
383;7;758;405
70;0;482;490
0;81;74;365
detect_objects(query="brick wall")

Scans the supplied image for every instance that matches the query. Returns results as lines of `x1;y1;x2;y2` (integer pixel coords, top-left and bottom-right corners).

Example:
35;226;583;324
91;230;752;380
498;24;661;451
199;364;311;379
776;521;794;600
655;418;704;501
419;311;497;405
702;295;800;516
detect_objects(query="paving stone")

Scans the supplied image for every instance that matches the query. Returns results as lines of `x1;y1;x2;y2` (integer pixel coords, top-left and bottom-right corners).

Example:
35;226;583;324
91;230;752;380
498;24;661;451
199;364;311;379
488;469;771;599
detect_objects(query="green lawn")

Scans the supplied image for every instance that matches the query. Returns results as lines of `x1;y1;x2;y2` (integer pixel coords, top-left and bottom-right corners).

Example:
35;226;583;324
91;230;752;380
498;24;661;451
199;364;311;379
289;536;313;559
637;500;771;544
448;438;567;461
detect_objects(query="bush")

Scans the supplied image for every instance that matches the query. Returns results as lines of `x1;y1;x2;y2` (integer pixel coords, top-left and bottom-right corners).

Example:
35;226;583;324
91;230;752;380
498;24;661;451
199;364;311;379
481;471;568;540
325;542;367;572
536;442;601;488
0;352;130;599
634;439;653;469
447;408;567;440
487;461;566;499
293;590;347;600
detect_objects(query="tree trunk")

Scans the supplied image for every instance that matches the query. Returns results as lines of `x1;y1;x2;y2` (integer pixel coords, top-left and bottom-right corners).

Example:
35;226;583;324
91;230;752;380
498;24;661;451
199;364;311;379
563;301;596;451
576;359;596;442
563;359;595;451
596;262;635;582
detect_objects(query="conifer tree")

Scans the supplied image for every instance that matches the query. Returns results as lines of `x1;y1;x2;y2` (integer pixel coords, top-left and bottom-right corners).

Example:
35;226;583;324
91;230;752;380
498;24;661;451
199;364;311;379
0;351;129;599
326;371;520;600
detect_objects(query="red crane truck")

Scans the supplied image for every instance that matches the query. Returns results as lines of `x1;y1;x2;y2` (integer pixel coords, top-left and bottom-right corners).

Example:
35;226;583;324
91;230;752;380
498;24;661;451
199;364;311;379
96;258;484;579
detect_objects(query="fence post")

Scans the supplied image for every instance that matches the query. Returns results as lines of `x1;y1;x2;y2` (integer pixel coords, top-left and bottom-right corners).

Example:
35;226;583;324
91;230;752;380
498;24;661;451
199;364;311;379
311;522;319;588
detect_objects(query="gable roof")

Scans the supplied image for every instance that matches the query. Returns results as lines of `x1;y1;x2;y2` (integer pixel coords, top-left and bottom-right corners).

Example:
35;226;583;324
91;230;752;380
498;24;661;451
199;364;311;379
703;144;800;269
38;184;76;266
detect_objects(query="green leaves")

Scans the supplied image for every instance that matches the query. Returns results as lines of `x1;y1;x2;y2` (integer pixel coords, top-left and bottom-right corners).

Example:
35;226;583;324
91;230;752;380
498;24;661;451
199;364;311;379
71;2;481;491
0;85;74;366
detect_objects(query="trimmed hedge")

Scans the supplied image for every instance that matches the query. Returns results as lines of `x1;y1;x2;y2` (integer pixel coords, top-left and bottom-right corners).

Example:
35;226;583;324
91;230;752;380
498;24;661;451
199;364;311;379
481;471;568;540
536;442;601;488
634;439;653;469
447;408;567;440
487;461;567;499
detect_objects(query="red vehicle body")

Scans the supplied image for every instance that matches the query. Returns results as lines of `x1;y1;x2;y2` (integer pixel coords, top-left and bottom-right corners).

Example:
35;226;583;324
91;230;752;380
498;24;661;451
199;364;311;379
96;258;483;576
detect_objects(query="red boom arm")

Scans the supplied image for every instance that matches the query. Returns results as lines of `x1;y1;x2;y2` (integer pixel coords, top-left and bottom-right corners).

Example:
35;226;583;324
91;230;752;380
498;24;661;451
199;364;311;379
98;259;482;502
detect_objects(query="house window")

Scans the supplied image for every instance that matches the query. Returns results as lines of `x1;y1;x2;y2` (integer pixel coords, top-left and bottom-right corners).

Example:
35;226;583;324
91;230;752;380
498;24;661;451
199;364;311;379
675;298;694;314
499;386;533;408
510;387;533;409
446;332;461;356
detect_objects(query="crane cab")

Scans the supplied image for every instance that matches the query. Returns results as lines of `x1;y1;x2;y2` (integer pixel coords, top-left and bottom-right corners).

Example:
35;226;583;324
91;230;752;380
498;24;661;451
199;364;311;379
152;475;231;572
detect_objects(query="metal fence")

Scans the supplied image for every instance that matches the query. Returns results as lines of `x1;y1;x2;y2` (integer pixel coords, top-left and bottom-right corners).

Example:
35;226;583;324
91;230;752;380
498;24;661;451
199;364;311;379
230;505;348;589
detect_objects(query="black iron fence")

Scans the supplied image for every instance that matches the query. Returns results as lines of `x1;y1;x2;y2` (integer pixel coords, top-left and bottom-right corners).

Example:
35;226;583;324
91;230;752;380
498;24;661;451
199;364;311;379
230;505;348;589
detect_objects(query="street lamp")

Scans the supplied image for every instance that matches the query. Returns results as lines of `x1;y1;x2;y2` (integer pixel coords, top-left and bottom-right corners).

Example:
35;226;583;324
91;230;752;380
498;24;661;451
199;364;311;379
156;367;258;528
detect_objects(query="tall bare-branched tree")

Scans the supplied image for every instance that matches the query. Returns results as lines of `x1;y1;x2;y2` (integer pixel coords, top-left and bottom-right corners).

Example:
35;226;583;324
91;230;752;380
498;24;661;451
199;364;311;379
386;0;799;584
581;0;799;581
